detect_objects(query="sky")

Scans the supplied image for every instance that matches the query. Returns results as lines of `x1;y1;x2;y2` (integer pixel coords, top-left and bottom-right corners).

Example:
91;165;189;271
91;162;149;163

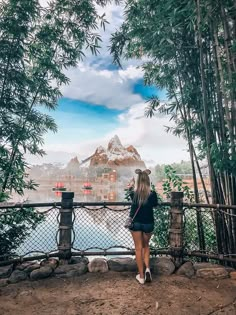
29;1;189;167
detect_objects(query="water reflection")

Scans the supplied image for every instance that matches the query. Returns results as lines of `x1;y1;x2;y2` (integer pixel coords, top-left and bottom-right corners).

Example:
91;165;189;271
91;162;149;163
12;179;124;203
15;202;133;255
12;180;131;255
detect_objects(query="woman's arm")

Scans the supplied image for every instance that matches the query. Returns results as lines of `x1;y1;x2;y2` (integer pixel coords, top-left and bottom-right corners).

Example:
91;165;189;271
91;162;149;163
151;191;158;207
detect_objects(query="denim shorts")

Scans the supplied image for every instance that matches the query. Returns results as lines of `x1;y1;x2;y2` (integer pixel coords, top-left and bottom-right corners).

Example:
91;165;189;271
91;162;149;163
129;222;154;233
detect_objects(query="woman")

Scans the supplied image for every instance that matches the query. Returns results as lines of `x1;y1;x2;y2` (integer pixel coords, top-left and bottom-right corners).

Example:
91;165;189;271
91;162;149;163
127;169;158;284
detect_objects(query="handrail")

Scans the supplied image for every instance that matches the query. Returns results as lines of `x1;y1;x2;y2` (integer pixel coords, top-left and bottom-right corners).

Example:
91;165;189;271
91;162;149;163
0;200;236;210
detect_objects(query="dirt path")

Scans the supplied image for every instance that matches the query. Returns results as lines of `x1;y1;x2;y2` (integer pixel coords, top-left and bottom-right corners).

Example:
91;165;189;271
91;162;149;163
0;272;235;315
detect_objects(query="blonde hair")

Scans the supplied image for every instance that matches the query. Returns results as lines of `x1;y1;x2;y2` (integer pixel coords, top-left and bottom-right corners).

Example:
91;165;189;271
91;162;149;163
134;169;151;206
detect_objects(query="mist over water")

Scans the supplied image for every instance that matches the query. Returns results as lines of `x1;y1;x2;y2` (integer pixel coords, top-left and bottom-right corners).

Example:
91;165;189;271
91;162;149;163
13;180;127;203
13;166;153;203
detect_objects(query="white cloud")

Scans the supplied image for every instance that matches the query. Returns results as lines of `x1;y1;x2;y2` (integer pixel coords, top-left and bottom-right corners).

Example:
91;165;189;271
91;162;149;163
61;64;143;109
103;103;189;165
40;1;144;110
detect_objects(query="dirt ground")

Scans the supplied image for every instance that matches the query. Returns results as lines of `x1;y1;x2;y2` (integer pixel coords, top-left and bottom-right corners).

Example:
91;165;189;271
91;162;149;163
0;272;235;315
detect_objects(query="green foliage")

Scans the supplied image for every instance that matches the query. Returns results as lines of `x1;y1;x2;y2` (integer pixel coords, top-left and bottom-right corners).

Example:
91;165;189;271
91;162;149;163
183;208;217;253
152;165;194;248
0;0;118;195
124;187;133;202
155;160;193;181
111;0;236;254
0;206;44;260
110;0;236;203
162;165;194;201
0;0;119;258
152;189;169;248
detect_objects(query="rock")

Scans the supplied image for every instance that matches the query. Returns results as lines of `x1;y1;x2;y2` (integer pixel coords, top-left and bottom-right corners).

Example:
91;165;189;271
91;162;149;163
230;271;236;280
69;257;89;265
62;268;87;278
40;258;59;270
30;266;53;280
54;262;87;277
8;270;27;283
0;264;13;278
88;258;108;273
150;257;175;276
67;156;80;169
194;263;230;279
176;261;195;278
193;262;223;271
108;257;137;272
196;268;229;279
16;261;35;271
24;264;40;274
0;279;8;287
90;135;146;168
225;267;235;273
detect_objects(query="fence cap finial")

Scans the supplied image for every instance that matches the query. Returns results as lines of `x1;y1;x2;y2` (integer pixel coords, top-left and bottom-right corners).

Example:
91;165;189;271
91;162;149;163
62;192;74;199
170;191;184;198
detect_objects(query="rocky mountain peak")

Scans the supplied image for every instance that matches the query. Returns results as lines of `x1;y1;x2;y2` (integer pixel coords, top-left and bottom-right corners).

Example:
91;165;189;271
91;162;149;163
90;136;146;168
96;146;106;154
107;135;123;152
67;156;80;169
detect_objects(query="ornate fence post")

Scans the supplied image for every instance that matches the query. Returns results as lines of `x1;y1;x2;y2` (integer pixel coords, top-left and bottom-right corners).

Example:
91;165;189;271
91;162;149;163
169;191;184;267
58;192;74;261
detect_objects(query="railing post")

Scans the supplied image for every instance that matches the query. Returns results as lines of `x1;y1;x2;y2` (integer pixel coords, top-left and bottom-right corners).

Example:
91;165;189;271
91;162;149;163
58;192;74;261
169;191;184;267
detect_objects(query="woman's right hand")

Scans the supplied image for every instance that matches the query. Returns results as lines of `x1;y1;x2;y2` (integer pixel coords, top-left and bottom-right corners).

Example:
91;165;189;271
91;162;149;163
127;177;135;189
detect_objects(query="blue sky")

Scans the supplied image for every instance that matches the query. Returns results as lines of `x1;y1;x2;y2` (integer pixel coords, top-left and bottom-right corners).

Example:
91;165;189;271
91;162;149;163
30;2;188;166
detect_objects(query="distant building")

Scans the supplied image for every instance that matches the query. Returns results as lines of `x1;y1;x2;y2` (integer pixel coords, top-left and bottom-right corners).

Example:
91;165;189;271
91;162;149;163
96;190;117;201
98;169;117;183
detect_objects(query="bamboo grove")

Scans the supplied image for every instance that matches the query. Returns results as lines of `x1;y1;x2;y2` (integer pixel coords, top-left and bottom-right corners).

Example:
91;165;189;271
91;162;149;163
0;0;120;256
110;0;236;256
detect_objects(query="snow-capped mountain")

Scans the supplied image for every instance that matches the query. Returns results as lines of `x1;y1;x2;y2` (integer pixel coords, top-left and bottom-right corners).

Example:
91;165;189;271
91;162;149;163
89;135;146;168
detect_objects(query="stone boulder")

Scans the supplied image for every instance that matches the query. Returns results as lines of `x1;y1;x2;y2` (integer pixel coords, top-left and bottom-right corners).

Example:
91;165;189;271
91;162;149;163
54;262;87;278
0;264;13;278
176;261;195;278
107;257;137;272
69;257;89;265
40;258;59;270
196;268;229;279
230;271;236;280
30;266;53;280
24;263;40;274
0;278;8;287
193;262;223;270
193;262;229;279
150;257;175;275
225;267;235;273
16;261;36;271
8;270;27;283
88;258;108;273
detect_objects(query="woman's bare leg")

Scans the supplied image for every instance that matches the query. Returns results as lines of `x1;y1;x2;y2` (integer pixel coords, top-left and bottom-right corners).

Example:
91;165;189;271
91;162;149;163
131;231;144;278
142;232;152;269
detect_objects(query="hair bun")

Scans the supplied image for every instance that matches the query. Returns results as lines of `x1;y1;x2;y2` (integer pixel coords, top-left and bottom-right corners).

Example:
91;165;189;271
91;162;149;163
135;169;142;174
144;169;151;175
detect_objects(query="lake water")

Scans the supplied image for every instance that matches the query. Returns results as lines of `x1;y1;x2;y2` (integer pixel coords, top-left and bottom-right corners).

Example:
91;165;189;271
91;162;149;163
14;182;133;256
